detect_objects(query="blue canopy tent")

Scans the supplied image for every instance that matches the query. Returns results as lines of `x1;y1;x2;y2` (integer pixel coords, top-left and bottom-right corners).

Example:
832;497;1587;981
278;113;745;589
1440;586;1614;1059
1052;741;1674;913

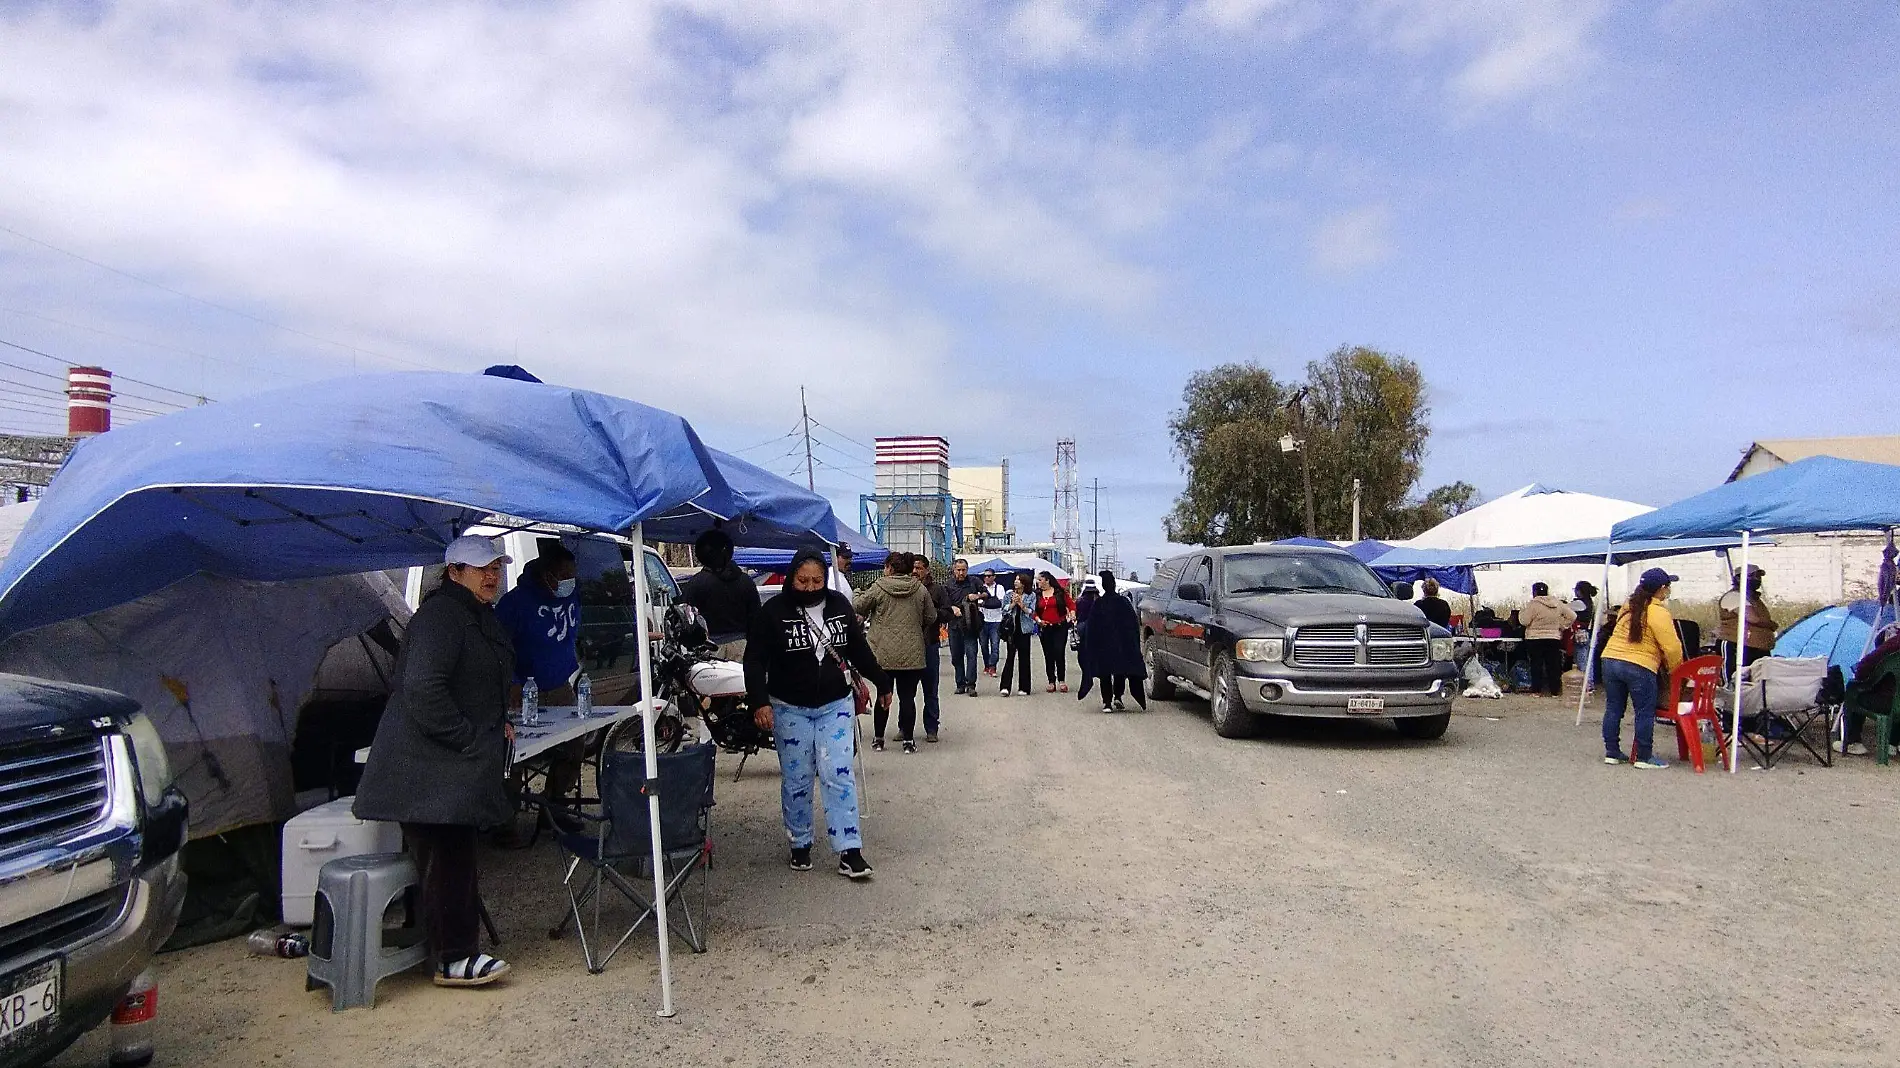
0;369;831;1016
1350;539;1478;596
1274;536;1336;548
1608;456;1900;770
1773;601;1897;686
733;520;889;573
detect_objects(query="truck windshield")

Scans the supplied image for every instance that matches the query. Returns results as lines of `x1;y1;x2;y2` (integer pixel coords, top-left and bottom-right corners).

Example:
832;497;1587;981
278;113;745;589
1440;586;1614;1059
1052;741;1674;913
1222;553;1389;597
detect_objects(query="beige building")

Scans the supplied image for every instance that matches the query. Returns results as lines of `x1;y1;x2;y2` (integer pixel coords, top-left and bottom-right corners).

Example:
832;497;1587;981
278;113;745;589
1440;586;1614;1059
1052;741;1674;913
950;462;1010;550
1729;435;1900;481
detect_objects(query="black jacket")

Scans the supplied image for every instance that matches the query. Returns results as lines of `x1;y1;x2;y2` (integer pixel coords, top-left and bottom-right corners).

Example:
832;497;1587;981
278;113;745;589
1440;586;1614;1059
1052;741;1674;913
1079;591;1147;680
354;582;515;828
941;576;987;635
679;564;762;641
1416;596;1452;629
744;589;890;711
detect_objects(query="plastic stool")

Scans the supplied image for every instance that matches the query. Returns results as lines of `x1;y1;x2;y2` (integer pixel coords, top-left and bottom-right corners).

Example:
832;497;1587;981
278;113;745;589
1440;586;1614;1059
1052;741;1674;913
305;853;428;1010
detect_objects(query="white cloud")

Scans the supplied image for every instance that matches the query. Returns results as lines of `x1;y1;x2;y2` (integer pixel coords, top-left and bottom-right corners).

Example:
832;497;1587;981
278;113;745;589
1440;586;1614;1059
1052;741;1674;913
1359;0;1608;107
1310;204;1395;273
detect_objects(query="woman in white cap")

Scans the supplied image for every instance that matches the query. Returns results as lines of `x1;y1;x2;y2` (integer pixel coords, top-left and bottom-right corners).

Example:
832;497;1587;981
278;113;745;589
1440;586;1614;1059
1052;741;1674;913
354;534;517;986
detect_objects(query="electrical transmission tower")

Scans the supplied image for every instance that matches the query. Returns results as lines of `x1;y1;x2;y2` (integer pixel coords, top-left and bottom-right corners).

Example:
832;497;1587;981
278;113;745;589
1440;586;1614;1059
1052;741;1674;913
1052;438;1081;574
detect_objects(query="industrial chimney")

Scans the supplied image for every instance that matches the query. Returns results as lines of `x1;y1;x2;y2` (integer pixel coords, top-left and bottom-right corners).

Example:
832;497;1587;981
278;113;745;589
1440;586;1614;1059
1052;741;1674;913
66;367;113;436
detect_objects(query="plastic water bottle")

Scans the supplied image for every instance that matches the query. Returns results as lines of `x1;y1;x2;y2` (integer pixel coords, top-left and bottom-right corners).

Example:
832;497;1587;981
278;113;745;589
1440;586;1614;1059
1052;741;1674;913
247;928;309;958
108;968;157;1067
576;673;593;718
522;677;540;728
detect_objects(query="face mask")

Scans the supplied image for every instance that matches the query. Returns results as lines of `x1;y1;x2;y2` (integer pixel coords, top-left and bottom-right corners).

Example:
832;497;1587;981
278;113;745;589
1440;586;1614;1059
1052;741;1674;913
554;578;576;598
790;585;827;607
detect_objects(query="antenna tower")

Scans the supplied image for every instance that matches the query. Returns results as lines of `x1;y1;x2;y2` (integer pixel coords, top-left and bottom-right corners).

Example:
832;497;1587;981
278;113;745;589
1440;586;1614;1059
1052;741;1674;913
1052;438;1081;573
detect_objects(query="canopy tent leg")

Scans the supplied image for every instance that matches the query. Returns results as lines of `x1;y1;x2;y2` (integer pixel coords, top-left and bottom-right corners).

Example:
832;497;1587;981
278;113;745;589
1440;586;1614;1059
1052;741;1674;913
1576;550;1612;728
629;523;676;1017
1729;530;1750;774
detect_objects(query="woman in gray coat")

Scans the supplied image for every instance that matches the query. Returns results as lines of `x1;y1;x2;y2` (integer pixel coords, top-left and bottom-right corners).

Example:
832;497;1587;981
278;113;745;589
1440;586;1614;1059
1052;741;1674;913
355;535;516;987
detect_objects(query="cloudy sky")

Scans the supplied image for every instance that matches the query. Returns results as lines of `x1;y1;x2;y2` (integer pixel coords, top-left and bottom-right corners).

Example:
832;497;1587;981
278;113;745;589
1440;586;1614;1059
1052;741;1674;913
2;0;1895;572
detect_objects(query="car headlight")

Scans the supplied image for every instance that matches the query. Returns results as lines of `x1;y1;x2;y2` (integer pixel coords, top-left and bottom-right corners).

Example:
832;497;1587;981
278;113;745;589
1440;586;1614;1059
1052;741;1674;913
122;713;174;807
1429;637;1455;662
1235;638;1284;663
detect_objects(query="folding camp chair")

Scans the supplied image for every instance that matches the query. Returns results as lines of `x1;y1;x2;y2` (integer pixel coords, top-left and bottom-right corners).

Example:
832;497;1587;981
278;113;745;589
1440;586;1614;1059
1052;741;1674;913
1736;656;1836;769
548;742;716;971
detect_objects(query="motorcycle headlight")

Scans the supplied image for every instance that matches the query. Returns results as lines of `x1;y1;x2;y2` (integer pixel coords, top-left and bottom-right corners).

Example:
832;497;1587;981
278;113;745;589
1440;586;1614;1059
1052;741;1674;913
1429;637;1455;662
1235;638;1284;663
122;713;174;807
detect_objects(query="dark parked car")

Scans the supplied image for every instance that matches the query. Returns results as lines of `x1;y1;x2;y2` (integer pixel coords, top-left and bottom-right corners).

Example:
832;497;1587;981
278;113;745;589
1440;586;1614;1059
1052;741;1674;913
0;675;186;1067
1140;545;1458;739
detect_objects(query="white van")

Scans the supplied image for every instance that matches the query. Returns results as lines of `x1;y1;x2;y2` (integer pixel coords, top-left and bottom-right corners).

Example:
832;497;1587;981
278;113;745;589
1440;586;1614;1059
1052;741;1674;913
402;525;679;705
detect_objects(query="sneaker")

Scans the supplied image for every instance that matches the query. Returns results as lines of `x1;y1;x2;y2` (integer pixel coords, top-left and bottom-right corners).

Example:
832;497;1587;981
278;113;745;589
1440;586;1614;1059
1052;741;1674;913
1112;698;1126;712
902;739;917;754
1632;756;1670;770
838;849;874;880
1001;688;1012;697
1102;703;1114;713
1851;742;1870;756
434;954;511;987
789;846;813;871
926;732;939;743
871;738;885;752
1604;753;1629;765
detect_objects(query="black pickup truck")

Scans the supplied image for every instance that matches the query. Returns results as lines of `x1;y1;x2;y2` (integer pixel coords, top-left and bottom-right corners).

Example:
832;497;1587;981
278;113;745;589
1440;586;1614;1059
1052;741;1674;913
0;675;187;1067
1139;545;1458;740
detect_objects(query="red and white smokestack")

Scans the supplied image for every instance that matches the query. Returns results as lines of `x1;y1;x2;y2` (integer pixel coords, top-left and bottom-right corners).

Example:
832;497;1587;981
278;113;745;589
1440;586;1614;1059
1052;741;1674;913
66;366;113;436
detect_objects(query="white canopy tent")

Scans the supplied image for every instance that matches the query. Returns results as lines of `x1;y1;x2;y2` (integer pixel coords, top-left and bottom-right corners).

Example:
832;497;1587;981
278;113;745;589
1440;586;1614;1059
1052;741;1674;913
1406;484;1656;605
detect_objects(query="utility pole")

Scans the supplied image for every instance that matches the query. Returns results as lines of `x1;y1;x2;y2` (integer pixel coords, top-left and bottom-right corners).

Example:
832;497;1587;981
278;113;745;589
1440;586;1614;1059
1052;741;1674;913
799;385;816;492
1284;388;1317;538
1088;477;1102;575
1351;478;1361;542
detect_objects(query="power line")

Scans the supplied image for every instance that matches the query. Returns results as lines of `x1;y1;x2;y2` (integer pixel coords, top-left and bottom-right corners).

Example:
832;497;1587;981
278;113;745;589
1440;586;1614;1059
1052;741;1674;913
0;305;261;390
807;419;873;454
0;337;202;407
0;223;452;373
731;427;803;455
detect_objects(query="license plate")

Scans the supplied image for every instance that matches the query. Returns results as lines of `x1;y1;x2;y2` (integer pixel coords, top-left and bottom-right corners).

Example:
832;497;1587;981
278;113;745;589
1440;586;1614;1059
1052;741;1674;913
1347;696;1385;714
0;958;60;1047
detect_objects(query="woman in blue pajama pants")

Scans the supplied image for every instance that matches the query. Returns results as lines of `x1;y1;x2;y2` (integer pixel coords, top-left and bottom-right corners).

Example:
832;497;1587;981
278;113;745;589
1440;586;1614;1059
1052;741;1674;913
773;695;862;854
743;549;891;879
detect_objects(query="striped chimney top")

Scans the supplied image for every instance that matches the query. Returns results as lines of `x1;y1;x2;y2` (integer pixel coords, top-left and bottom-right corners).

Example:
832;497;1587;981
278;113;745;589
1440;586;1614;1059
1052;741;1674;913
66;367;113;436
874;436;949;465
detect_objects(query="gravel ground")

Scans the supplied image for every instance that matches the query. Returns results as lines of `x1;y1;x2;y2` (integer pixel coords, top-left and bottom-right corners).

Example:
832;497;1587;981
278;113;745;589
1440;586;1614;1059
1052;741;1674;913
52;685;1900;1067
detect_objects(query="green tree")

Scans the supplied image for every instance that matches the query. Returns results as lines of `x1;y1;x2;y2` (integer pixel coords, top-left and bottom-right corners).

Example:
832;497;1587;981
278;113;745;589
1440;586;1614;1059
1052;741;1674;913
1165;346;1477;544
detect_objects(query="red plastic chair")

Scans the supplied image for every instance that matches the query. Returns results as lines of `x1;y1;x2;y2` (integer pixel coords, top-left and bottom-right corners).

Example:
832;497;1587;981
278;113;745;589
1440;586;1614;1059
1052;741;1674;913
1656;655;1728;773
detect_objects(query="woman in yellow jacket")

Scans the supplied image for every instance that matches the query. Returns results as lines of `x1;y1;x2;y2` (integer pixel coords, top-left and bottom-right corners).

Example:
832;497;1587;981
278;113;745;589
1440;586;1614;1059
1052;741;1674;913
1599;568;1686;769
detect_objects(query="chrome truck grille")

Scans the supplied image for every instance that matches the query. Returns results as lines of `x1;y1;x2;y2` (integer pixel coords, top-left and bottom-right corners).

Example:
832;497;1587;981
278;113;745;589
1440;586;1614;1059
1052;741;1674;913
1289;623;1430;668
0;734;110;854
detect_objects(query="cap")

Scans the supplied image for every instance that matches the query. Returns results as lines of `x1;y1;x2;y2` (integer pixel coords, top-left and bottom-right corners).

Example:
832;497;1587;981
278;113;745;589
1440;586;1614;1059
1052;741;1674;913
1638;567;1679;590
444;535;510;568
1737;564;1765;577
834;543;854;557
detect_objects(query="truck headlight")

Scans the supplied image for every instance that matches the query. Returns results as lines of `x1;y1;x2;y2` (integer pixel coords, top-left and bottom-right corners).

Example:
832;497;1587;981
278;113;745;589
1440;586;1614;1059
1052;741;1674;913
1429;637;1455;662
123;713;175;807
1236;638;1284;663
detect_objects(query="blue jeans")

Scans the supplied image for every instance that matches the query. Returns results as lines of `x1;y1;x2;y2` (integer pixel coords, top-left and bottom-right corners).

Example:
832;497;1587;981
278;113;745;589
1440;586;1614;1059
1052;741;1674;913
948;628;978;690
1601;657;1662;760
772;696;861;852
921;639;941;733
981;621;1001;668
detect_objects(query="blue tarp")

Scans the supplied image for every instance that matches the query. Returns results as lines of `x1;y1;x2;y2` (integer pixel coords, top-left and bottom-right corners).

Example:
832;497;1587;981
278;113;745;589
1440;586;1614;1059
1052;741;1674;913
1347;538;1479;595
0;372;835;636
1368;535;1759;570
702;449;843;551
1773;600;1897;685
734;520;888;573
1274;536;1337;548
1611;457;1900;541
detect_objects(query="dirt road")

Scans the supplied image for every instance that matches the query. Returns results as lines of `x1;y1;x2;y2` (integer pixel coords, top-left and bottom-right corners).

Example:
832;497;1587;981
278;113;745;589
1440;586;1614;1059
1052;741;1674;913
53;688;1900;1067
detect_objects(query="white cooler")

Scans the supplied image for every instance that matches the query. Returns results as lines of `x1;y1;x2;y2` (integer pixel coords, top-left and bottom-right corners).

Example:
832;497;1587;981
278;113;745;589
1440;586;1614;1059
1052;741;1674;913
280;797;404;926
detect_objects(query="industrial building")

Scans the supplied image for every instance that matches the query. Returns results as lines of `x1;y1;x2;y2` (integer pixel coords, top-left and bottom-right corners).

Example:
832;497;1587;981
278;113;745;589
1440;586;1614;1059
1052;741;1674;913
860;435;962;563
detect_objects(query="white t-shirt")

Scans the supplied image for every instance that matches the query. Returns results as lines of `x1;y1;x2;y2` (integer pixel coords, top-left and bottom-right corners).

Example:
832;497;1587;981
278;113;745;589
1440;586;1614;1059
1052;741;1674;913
828;567;854;599
802;601;830;661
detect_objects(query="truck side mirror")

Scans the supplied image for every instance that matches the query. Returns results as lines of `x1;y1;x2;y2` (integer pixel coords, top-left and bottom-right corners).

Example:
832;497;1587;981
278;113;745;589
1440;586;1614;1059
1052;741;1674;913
1176;581;1206;603
1390;581;1415;600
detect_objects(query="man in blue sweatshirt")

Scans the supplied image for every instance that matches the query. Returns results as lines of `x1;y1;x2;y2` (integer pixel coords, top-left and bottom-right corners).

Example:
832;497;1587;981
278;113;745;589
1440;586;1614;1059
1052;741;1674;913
495;542;583;821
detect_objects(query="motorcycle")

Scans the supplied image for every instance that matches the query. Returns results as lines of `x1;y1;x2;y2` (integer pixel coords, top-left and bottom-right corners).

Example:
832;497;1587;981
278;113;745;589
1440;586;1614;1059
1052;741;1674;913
601;604;776;779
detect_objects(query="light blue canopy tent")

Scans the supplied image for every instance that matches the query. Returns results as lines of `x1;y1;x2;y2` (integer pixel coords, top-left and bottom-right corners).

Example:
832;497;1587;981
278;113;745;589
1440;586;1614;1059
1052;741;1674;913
0;370;840;1015
1773;601;1897;686
733;520;888;572
1608;456;1900;771
1368;535;1760;571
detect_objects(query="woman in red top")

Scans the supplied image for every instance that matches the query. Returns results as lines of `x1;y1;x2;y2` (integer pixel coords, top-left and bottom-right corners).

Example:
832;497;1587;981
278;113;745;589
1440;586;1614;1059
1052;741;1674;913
1034;571;1075;692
